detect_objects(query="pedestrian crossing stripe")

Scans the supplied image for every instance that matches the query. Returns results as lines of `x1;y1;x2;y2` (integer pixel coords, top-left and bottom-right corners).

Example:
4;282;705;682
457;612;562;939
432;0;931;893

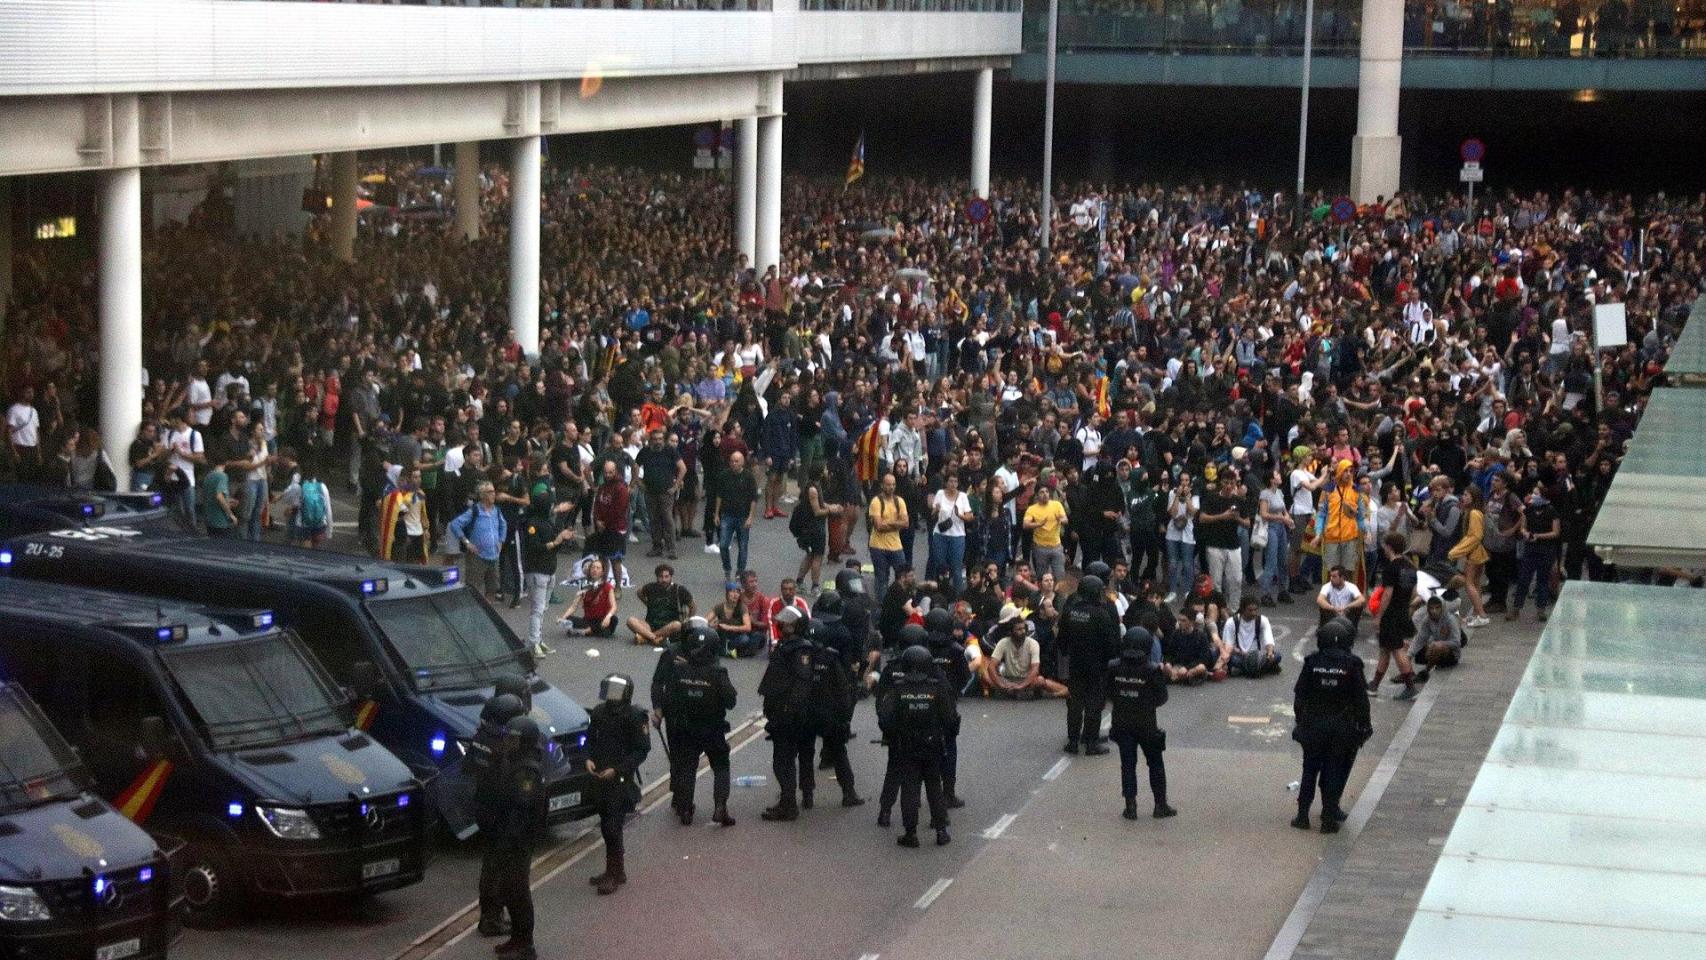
114;759;174;823
1227;716;1272;724
355;699;380;731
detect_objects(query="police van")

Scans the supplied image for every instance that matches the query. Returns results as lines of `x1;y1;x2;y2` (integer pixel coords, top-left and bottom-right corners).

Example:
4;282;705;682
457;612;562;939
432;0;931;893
0;680;180;960
1;523;595;838
0;578;427;927
0;486;176;541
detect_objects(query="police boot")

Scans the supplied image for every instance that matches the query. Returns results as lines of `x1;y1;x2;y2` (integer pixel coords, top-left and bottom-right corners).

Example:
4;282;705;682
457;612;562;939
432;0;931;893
896;831;920;848
1290;812;1312;830
1153;802;1178;819
477;917;511;938
800;789;814;810
935;827;951;847
677;803;695;826
712;803;736;827
761;802;798;822
876;809;892;828
595;851;626;895
943;778;965;810
1083;739;1110;756
1122;799;1138;821
1062;739;1080;755
494;938;536;960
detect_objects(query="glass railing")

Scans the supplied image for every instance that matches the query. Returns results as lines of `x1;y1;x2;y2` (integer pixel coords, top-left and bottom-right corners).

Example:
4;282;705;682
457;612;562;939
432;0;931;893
248;1;777;9
802;0;1023;10
1022;1;1706;57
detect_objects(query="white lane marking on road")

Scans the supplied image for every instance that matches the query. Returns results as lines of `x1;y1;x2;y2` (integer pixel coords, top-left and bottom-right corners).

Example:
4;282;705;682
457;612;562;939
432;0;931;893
982;813;1018;840
1042;758;1071;781
857;954;881;960
914;878;953;910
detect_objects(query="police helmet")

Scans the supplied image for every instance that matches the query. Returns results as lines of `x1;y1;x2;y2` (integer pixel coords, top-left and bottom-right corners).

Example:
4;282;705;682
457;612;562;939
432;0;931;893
834;568;865;596
493;674;533;712
897;623;929;648
923;607;954;634
814;589;844;621
1086;560;1112;581
1317;617;1355;651
598;673;635;705
900;645;933;672
1077;575;1105;599
1121;626;1154;658
684;625;720;659
504;715;542;750
481;693;526;727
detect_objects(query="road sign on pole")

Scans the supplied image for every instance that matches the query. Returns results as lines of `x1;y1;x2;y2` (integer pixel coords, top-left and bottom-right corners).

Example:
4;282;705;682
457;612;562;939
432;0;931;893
1460;138;1485;164
1330;197;1355;224
965;197;990;224
1459;162;1484;183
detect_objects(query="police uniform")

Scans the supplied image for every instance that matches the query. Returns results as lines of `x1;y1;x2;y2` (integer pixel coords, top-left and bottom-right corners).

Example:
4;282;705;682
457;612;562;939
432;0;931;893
655;628;738;826
488;716;547;960
1058;576;1118;754
470;694;526;938
1292;619;1371;833
1105;629;1175;820
757;620;820;821
924;609;970;809
876;624;930;825
877;646;958;847
585;676;651;893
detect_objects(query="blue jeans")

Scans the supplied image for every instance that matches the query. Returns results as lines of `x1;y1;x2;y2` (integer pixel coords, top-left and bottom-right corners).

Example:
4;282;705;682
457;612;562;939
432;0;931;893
1260;521;1290;596
240;478;266;541
870;547;905;600
1513;543;1559;611
718;515;750;576
929;533;967;594
1166;539;1195;598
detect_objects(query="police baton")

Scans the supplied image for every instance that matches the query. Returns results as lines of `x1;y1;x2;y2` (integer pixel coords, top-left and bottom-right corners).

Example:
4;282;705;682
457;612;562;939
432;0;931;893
652;712;670;756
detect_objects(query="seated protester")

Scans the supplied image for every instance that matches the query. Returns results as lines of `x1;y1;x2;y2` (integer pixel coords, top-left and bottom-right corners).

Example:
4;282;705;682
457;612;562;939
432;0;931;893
559;557;619;637
876;565;934;651
1189;572;1228;628
1133;581;1175;638
626;563;694;647
738;570;773;647
1315;565;1366;631
1163;605;1219;685
1220;597;1282;677
767;577;812;649
980;607;1067;699
962;564;1006;627
712;582;764;658
1410;595;1464;680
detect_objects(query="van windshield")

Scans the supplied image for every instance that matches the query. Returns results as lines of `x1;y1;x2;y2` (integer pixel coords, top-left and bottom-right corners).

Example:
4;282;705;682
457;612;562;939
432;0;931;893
364;589;526;691
0;686;85;809
160;634;347;750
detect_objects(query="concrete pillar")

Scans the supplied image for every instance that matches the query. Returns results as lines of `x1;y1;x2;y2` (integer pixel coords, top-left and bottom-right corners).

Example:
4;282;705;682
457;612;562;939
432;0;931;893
101;95;143;492
970;67;993;199
0;178;12;326
509;135;541;357
1349;0;1403;203
329;150;358;262
756;112;783;275
735;116;758;267
454;141;481;242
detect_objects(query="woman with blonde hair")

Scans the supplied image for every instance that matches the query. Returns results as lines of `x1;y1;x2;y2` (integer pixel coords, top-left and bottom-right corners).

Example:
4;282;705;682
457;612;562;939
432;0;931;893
1448;485;1492;628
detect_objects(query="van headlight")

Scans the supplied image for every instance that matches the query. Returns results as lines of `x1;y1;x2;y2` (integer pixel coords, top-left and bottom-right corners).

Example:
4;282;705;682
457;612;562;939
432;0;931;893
0;885;51;922
256;806;322;840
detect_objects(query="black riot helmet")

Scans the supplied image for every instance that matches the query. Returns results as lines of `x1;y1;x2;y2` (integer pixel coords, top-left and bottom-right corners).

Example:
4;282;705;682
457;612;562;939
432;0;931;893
481;693;526;728
834;567;865;597
683;625;720;662
813;589;844;621
898;623;929;648
504;715;542;751
493;674;533;713
923;607;954;635
598;673;636;705
1086;560;1112;582
1121;626;1154;659
1077;575;1105;600
900;645;934;673
1317;617;1355;652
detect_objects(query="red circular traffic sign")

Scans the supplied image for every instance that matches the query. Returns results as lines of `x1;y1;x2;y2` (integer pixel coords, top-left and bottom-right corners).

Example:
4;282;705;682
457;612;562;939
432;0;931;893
1460;138;1486;164
1330;197;1356;224
966;197;990;224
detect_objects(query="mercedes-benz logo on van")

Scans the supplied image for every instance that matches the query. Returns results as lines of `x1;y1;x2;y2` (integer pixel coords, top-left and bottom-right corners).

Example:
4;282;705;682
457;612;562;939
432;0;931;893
100;878;123;910
364;805;384;831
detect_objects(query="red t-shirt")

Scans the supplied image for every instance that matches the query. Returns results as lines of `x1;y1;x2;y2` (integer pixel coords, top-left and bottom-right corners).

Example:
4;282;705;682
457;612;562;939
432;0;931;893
594;481;630;533
581;582;614;622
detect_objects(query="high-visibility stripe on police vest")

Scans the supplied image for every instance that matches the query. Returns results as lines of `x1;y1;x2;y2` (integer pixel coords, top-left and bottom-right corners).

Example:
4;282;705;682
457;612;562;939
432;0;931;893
354;699;380;731
114;759;174;824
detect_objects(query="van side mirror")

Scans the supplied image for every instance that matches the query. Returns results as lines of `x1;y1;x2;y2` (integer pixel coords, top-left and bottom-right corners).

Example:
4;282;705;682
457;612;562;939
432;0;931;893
349;661;382;700
138;716;170;758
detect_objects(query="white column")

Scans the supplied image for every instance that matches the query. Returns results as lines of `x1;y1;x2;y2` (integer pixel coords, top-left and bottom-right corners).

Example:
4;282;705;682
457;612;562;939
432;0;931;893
1349;0;1403;203
0;178;12;325
509;135;541;357
756;114;783;275
101;95;143;492
970;67;993;199
329;150;358;262
735;116;758;267
454;141;481;242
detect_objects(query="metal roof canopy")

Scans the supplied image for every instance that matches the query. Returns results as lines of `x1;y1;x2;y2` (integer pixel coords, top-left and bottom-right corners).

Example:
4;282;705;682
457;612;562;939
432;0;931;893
1663;294;1706;387
1588;387;1706;569
1392;581;1706;960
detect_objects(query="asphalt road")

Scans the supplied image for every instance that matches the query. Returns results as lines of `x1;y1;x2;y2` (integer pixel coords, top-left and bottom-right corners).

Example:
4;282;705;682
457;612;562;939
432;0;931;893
174;496;1502;960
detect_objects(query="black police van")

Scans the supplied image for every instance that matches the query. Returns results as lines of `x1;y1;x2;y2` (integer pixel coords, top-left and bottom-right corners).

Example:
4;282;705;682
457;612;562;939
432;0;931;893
0;521;595;838
0;680;179;960
0;578;427;927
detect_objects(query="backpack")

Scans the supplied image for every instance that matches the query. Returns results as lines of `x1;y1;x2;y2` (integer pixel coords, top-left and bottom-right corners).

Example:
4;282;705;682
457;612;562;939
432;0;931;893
298;479;329;529
788;497;813;540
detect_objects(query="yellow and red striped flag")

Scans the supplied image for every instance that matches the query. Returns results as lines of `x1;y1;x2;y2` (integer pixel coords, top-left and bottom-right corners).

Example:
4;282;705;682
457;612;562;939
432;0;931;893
114;759;174;824
845;132;865;188
854;421;881;484
1095;375;1111;419
354;699;380;731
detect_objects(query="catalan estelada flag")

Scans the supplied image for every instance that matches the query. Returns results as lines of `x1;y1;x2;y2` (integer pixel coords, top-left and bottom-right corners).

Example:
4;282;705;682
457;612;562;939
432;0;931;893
845;132;865;188
1095;374;1112;419
114;759;174;824
854;421;881;484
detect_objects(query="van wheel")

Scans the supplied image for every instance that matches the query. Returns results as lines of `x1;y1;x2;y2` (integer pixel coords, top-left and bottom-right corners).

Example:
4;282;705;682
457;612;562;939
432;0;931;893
180;839;248;928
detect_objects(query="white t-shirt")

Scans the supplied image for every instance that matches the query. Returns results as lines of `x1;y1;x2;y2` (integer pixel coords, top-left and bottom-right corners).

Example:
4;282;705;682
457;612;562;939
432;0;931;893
1318;581;1363;611
991;634;1040;681
5;403;39;448
1258;486;1287;521
1165;493;1198;544
1549;317;1570;355
1289;467;1316;515
166;425;203;488
929;490;971;538
187;378;214;426
1221;614;1275;654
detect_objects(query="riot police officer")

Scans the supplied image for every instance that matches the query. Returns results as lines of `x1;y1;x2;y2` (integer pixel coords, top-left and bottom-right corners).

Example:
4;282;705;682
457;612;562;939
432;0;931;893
878;645;958;848
471;693;527;938
758;607;818;820
875;623;928;827
654;624;738;827
585;673;651;893
1292;617;1371;833
1106;627;1176;821
494;674;533;712
488;715;546;960
923;607;969;809
806;594;866;806
1059;575;1118;754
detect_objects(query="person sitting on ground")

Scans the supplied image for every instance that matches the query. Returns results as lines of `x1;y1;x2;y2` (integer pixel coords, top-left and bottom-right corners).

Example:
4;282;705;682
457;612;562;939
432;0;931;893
738;569;772;648
767;577;811;650
1220;596;1282;677
1162;605;1219;684
559;557;618;638
712;582;764;658
980;608;1067;699
1410;595;1464;682
626;563;694;646
1316;564;1366;631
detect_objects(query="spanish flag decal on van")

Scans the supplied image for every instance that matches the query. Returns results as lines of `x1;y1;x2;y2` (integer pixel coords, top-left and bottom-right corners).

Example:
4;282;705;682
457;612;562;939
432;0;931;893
114;759;174;824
